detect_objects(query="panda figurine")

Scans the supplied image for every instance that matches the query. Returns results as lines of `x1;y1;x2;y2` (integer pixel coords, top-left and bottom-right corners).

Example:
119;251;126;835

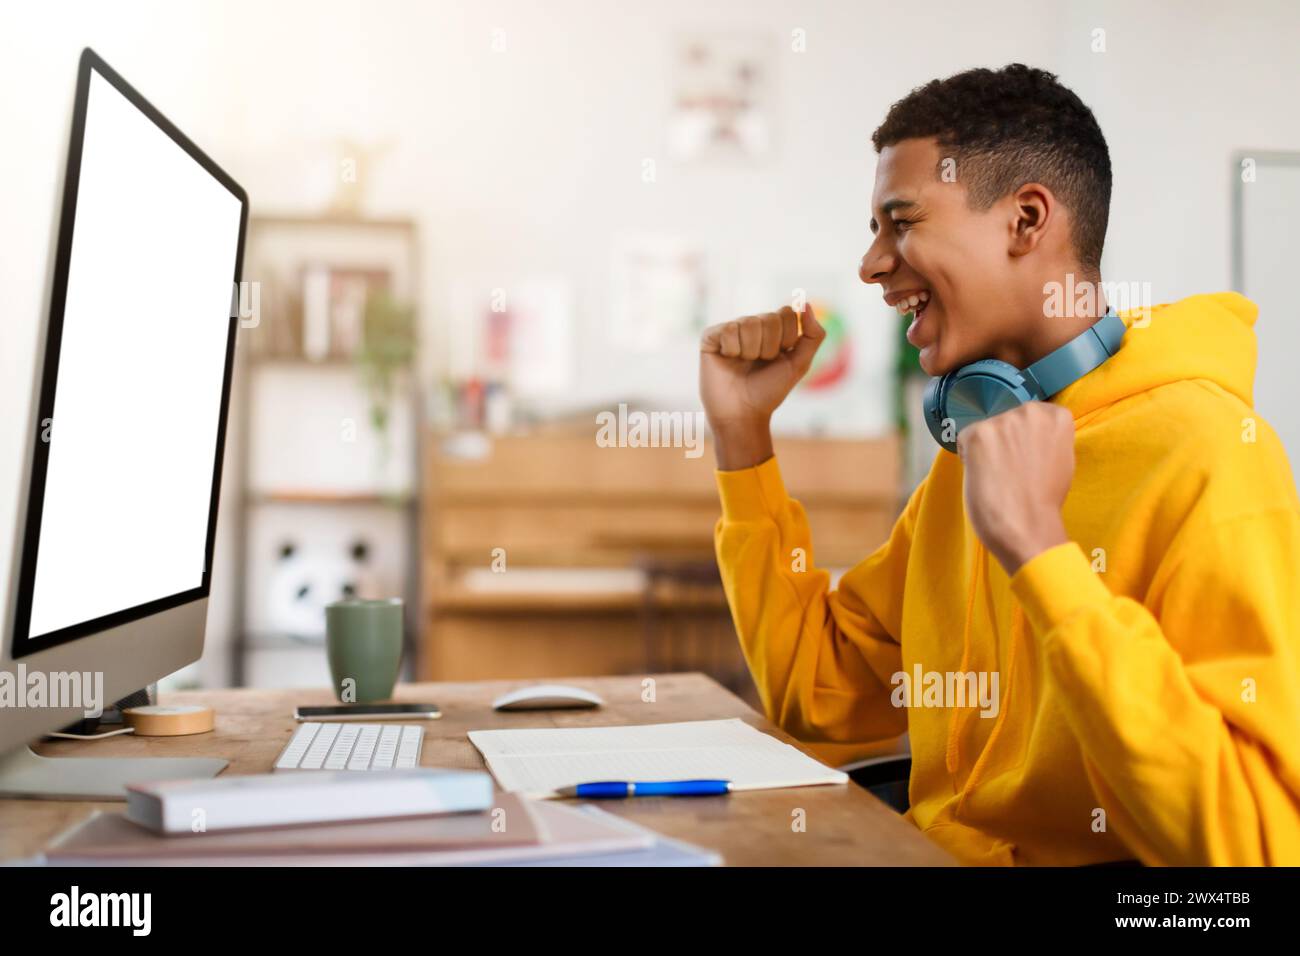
266;538;377;640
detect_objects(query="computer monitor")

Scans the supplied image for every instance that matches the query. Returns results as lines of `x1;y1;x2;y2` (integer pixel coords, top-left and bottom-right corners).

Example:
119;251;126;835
0;48;248;798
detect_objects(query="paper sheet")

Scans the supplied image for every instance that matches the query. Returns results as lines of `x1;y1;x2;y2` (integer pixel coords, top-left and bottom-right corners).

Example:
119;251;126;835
468;718;848;796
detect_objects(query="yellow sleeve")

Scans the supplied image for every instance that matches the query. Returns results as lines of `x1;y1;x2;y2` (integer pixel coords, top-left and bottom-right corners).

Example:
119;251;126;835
713;455;919;745
1010;513;1300;866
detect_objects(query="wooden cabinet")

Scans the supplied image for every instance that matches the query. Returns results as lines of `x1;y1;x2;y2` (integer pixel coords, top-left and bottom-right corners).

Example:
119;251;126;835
418;431;902;700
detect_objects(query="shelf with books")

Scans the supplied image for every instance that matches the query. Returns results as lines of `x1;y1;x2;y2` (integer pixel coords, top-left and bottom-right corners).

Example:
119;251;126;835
225;214;421;688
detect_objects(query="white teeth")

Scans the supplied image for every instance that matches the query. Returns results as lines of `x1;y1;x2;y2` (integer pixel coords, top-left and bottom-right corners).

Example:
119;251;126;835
892;291;931;314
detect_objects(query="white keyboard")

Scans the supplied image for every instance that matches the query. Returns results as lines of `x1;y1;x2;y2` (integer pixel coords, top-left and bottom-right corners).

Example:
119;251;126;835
274;722;424;771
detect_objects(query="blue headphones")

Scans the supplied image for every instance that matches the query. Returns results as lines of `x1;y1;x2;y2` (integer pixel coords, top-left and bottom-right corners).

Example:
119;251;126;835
922;312;1126;452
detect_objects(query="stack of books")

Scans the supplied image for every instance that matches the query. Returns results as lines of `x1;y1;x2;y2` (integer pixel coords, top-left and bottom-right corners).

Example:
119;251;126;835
40;769;719;867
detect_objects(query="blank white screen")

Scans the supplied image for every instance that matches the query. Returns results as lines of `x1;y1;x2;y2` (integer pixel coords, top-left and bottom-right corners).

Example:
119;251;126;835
27;70;242;639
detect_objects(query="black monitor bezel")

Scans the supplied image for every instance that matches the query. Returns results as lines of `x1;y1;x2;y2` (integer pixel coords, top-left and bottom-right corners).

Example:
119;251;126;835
10;47;249;659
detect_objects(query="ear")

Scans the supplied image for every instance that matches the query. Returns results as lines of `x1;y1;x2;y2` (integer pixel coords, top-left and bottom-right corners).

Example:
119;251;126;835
1007;182;1054;258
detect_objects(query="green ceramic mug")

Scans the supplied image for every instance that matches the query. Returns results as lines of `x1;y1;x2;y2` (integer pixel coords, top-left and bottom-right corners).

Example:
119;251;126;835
325;598;403;703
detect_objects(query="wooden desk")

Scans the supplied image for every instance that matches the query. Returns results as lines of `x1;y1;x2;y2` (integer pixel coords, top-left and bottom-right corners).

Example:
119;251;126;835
0;673;951;866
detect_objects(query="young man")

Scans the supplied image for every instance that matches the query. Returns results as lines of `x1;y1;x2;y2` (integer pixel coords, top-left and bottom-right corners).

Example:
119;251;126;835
699;64;1300;865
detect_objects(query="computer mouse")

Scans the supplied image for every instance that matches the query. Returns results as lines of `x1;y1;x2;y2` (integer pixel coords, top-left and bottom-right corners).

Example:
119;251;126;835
491;684;605;711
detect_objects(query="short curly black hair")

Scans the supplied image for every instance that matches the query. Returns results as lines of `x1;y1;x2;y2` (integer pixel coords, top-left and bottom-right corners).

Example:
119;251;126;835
872;63;1112;274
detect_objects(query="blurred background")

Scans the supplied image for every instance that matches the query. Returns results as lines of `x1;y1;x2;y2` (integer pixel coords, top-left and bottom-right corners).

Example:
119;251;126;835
2;1;1298;716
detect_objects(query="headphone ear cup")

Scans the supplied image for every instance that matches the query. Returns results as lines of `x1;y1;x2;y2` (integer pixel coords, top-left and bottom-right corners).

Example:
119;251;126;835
923;374;957;453
924;361;1033;454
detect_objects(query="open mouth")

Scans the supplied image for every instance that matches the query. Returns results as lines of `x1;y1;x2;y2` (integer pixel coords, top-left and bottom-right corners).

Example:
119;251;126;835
892;289;931;319
889;289;934;352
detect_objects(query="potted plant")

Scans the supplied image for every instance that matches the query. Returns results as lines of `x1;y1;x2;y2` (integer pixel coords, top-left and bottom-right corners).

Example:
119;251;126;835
356;290;416;467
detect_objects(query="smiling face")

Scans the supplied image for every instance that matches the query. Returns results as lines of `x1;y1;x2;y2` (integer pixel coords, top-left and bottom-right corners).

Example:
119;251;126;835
860;137;1043;376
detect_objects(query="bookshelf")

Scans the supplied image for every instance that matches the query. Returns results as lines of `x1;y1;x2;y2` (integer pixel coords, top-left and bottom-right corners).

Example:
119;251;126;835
228;215;420;687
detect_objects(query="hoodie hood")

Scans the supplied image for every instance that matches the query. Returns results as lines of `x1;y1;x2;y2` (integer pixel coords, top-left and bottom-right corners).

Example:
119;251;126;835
1055;292;1259;418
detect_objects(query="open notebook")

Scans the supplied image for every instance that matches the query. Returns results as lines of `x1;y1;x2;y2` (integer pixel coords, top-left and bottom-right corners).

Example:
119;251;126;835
468;718;848;797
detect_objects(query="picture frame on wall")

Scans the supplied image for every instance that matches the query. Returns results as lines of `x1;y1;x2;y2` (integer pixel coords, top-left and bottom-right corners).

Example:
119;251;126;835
668;31;775;163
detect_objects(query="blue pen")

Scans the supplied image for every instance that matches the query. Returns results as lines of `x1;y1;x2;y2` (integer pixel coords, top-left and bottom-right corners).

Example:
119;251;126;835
554;779;731;799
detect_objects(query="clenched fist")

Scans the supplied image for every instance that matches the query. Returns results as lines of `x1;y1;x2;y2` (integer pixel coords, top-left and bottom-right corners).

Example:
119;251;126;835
699;304;825;470
956;401;1074;575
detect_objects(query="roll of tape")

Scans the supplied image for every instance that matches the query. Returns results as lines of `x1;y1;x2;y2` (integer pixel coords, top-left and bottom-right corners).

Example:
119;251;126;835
122;704;215;736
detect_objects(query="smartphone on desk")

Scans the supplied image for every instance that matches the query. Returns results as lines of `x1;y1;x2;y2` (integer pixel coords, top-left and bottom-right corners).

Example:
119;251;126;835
294;703;441;721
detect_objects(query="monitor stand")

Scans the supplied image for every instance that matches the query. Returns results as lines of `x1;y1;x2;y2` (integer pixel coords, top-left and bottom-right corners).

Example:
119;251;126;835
0;744;227;800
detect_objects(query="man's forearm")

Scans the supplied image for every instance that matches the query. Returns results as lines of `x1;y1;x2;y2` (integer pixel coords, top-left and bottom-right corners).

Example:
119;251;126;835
711;419;775;471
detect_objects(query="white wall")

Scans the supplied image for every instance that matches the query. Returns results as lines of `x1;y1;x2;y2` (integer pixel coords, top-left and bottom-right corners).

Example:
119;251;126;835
1060;0;1300;298
3;0;1298;685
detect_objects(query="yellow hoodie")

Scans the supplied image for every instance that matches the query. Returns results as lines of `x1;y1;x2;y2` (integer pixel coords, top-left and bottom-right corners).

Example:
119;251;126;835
714;292;1300;866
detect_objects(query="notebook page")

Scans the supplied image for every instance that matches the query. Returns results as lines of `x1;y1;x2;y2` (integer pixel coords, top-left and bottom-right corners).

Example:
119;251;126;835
468;718;848;796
